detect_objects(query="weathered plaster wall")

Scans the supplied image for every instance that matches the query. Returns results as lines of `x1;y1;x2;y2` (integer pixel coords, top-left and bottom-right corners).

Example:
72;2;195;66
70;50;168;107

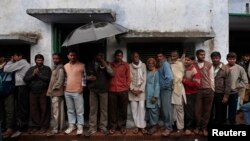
197;0;229;63
229;0;250;13
0;0;217;65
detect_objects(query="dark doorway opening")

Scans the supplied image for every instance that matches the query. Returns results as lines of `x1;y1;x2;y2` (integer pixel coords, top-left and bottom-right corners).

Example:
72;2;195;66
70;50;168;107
127;42;195;63
230;31;250;60
0;44;30;62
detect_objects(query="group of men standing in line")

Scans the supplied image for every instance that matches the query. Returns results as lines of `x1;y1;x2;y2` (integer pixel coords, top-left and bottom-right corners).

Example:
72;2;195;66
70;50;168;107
0;48;250;139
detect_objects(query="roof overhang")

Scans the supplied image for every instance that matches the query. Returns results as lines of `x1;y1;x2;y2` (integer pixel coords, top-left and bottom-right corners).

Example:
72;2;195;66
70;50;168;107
0;34;37;45
117;31;215;42
26;8;116;23
230;13;250;31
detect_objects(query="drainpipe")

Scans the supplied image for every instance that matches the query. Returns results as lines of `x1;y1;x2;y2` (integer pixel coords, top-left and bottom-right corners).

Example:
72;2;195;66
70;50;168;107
246;3;249;14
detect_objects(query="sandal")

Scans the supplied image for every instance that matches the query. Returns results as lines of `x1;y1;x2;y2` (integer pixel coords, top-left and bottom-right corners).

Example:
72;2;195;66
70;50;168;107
121;129;127;135
133;128;139;134
100;129;109;136
141;128;147;134
109;129;115;135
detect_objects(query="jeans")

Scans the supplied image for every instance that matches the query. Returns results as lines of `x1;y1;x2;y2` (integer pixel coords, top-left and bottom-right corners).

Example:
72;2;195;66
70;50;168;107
65;92;84;126
241;102;250;125
160;89;172;130
228;92;238;125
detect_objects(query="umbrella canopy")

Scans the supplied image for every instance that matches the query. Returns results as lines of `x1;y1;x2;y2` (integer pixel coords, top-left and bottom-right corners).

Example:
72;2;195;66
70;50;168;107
62;22;128;47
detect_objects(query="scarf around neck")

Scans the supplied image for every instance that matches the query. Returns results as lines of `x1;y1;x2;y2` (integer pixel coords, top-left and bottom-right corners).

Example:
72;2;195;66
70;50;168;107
132;60;144;86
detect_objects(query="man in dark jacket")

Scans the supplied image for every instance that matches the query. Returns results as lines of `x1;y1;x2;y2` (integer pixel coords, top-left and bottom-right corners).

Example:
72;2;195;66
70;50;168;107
24;54;51;133
85;53;113;136
210;52;231;125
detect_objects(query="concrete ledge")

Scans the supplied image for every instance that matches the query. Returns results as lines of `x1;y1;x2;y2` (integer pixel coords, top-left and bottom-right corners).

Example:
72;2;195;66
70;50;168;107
26;8;116;23
0;34;37;45
118;31;215;42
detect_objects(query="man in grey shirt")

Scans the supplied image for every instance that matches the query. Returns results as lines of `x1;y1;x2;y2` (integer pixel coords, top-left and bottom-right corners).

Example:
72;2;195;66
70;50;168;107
4;52;30;138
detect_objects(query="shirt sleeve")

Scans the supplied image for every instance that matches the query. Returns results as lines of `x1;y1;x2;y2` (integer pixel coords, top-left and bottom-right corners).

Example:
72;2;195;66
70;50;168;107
154;71;160;98
4;61;24;72
241;68;249;85
126;63;131;89
82;65;86;86
163;62;173;86
224;68;232;98
106;64;114;76
183;70;201;89
52;69;65;90
210;65;215;91
139;64;147;92
248;65;250;80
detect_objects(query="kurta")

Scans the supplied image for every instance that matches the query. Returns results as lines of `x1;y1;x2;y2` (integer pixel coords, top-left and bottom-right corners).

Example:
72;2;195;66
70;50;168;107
170;60;186;105
128;62;147;101
146;70;160;108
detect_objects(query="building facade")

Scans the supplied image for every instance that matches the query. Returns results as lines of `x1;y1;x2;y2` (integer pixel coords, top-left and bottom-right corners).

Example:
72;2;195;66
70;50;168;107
0;0;229;65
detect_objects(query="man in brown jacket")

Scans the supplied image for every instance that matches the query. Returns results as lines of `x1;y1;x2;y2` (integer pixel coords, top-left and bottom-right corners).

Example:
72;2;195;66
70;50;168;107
46;53;65;136
210;52;231;125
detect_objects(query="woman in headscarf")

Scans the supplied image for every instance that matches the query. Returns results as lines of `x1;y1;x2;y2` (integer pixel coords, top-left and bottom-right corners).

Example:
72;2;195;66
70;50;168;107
145;57;160;135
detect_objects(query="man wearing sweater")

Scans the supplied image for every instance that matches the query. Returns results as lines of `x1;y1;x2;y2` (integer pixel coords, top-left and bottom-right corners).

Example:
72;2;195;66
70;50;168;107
226;52;248;125
182;55;200;135
194;49;214;136
64;49;86;135
4;52;30;138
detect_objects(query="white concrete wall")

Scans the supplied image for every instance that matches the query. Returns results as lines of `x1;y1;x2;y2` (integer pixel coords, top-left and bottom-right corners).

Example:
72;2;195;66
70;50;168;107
196;0;229;63
0;0;227;65
229;0;250;13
